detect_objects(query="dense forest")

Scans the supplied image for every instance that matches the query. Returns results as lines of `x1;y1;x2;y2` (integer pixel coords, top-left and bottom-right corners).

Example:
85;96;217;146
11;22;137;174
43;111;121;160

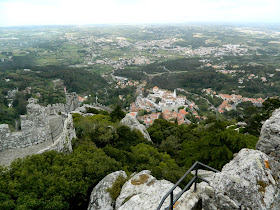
0;64;109;127
114;57;280;98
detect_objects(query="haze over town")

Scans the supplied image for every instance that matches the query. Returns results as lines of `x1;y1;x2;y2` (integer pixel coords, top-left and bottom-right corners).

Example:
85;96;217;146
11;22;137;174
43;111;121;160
0;0;280;27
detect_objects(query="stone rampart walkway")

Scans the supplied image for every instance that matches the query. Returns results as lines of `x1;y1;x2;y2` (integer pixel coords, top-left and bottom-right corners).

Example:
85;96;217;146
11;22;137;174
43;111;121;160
0;115;66;167
0;138;53;166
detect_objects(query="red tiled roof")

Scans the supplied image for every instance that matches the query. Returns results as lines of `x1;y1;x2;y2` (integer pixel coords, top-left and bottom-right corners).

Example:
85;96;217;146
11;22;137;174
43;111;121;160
128;112;136;117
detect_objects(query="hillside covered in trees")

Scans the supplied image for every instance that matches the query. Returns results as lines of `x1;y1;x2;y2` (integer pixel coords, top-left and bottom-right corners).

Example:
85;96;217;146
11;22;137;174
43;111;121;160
0;106;259;209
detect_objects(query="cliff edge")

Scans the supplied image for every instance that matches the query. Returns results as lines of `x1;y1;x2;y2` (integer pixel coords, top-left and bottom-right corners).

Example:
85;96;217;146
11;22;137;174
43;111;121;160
88;108;280;210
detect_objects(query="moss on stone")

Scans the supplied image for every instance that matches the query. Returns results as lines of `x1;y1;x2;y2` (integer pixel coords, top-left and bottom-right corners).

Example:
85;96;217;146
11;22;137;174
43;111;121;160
131;174;149;185
122;194;136;205
257;180;267;193
106;175;128;201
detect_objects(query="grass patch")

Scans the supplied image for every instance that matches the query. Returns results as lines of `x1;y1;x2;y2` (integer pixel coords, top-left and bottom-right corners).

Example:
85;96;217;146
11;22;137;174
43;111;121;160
122;194;136;205
257;180;267;193
131;174;149;185
106;175;128;201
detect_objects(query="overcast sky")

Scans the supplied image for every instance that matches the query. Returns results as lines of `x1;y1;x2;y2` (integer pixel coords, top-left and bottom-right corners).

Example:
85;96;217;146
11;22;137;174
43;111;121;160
0;0;279;27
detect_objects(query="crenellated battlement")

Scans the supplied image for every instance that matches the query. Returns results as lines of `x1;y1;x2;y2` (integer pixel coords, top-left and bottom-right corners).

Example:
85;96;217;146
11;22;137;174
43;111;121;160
66;92;79;113
0;92;79;153
0;103;52;152
47;103;66;115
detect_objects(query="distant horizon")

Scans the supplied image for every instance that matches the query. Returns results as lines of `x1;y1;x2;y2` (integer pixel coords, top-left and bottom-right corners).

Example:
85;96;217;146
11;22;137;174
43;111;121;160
0;0;279;27
1;21;280;29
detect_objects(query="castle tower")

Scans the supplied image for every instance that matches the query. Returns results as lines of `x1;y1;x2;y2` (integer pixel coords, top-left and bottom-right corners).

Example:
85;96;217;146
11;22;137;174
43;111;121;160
66;92;79;113
173;89;176;98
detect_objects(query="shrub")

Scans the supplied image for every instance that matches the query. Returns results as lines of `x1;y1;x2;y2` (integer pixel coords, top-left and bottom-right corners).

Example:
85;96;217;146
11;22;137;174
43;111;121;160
106;175;128;200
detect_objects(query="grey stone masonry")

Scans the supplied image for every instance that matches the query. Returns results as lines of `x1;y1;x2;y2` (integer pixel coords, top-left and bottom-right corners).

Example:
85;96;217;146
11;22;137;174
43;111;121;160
0;103;52;152
0;92;79;165
47;103;66;115
66;92;79;113
37;114;76;154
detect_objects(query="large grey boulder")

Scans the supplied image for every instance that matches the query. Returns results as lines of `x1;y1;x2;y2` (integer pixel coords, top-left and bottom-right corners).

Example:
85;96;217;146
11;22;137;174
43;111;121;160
175;182;210;210
190;169;215;181
175;107;280;210
88;171;127;210
120;114;152;142
199;148;279;210
256;108;280;161
116;170;181;210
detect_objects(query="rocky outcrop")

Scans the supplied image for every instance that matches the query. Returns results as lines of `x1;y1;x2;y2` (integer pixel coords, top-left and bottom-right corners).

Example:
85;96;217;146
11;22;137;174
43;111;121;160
116;170;181;210
175;149;280;210
88;171;127;210
176;108;280;210
175;182;209;210
120;114;152;142
202;148;279;209
256;108;280;161
190;169;215;181
87;170;181;210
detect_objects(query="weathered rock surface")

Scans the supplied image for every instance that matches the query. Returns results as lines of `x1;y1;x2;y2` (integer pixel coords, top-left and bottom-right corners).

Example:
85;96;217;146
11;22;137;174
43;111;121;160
120;114;152;142
202;148;280;210
88;171;127;210
175;182;209;210
116;170;181;210
175;106;280;210
190;169;215;181
87;170;182;210
257;108;280;161
175;148;280;210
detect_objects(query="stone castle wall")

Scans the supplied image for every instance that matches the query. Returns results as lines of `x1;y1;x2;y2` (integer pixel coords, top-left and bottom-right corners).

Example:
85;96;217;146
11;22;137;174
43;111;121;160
86;103;113;112
0;104;52;151
46;103;66;115
0;92;79;152
37;114;76;154
66;92;79;113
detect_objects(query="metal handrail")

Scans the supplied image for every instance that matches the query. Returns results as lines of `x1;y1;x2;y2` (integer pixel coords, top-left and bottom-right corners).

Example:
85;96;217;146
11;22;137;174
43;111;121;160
157;161;219;210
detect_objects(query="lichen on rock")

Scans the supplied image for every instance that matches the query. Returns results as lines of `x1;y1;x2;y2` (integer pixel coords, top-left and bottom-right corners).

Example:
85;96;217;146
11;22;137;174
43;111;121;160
116;170;181;210
256;108;280;161
88;171;127;210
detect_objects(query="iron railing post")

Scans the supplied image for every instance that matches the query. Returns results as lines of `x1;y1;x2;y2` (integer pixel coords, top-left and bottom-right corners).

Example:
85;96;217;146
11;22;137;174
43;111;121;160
170;191;174;210
51;132;54;143
157;161;219;210
194;165;198;192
